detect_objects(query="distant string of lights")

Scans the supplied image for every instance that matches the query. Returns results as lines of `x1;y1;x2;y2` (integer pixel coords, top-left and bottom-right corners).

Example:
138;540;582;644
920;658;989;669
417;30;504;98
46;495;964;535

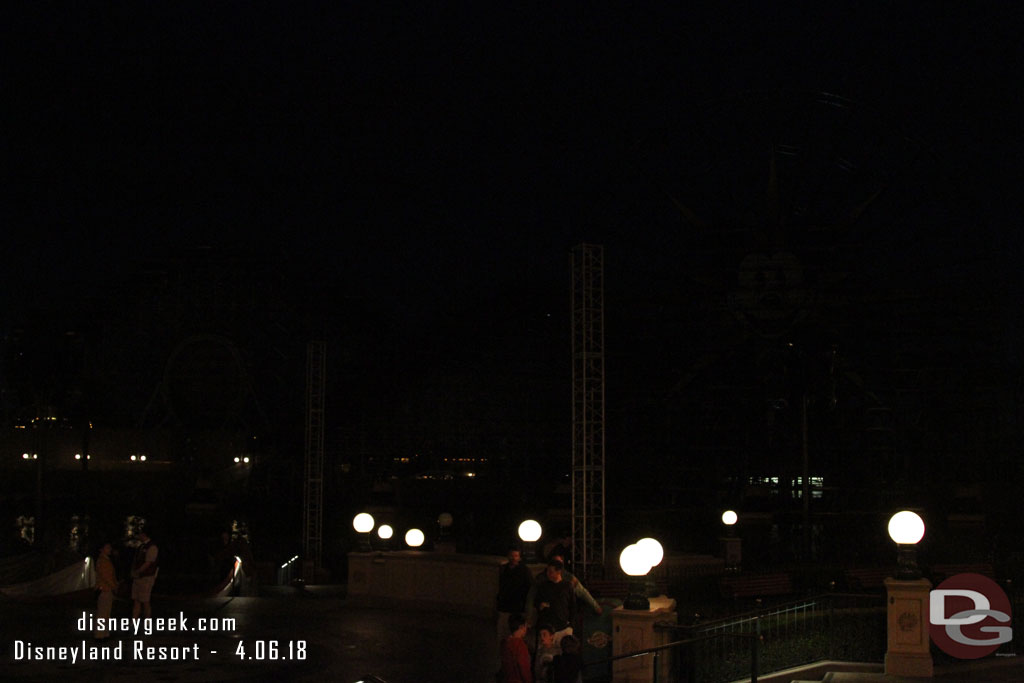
15;452;254;465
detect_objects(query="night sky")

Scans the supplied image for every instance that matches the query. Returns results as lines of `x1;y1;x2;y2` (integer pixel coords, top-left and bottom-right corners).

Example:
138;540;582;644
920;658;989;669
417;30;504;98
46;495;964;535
6;4;1020;298
3;3;1023;547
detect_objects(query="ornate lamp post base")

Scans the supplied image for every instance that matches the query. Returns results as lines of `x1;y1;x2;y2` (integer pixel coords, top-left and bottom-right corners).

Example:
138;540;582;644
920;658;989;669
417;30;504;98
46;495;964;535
884;577;934;678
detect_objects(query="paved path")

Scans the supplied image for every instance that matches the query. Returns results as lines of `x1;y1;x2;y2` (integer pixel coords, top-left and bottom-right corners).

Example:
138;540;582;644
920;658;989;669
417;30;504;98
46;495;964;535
3;587;1021;682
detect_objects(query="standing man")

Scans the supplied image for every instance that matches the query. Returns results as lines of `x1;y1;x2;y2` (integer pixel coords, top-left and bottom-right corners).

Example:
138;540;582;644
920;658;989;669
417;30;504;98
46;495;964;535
131;529;159;619
526;553;602;627
533;559;575;646
94;542;118;639
497;546;534;647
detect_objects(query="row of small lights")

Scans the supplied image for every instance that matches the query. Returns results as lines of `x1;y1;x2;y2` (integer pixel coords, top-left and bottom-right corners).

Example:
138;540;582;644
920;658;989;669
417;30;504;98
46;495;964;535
21;453;129;461
354;508;926;579
20;453;252;463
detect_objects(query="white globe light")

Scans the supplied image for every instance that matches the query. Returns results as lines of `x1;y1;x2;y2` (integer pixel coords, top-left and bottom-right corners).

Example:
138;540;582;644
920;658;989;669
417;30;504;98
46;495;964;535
377;524;394;540
352;512;375;533
636;537;664;568
888;511;925;545
438;512;453;528
722;510;738;526
405;528;425;547
619;544;653;577
518;520;542;543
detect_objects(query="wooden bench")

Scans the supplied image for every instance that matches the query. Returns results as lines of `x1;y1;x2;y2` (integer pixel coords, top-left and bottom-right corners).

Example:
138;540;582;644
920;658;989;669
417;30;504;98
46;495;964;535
586;579;629;599
719;573;793;601
586;578;670;599
931;563;995;582
844;567;891;592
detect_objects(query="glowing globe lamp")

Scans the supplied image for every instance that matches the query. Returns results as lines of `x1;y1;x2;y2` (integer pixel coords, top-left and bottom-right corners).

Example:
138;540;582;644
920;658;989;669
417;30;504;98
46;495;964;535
353;513;375;534
636;538;664;568
887;511;925;545
405;528;425;548
518;520;542;542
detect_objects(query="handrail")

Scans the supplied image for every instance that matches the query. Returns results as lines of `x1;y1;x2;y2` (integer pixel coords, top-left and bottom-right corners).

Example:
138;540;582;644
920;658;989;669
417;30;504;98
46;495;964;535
583;629;760;683
586;630;757;663
666;591;879;631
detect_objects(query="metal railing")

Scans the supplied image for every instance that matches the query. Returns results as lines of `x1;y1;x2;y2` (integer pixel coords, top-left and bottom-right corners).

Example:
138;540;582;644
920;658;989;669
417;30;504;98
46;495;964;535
640;592;885;682
584;630;760;683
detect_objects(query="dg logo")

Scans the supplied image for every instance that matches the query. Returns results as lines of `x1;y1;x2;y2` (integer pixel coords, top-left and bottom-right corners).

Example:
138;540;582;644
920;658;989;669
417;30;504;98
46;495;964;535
929;573;1013;659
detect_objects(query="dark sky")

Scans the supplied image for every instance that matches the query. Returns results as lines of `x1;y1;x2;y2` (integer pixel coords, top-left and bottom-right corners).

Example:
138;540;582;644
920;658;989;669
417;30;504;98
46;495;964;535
3;2;1021;337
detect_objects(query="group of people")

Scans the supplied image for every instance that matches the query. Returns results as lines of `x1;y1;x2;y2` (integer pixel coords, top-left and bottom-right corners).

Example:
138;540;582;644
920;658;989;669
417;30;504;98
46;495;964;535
93;529;160;639
496;546;603;683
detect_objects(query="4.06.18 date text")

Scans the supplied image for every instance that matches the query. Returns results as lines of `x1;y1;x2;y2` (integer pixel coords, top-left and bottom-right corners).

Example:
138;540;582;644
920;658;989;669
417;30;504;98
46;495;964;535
234;640;307;660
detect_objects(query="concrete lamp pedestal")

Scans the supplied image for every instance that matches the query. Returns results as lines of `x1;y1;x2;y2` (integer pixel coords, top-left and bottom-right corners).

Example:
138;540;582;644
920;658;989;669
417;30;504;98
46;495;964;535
884;577;933;678
611;595;677;683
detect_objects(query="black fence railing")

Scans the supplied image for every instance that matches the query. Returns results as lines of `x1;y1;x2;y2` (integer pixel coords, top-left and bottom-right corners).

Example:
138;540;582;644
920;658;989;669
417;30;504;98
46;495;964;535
584;592;885;683
583;630;759;683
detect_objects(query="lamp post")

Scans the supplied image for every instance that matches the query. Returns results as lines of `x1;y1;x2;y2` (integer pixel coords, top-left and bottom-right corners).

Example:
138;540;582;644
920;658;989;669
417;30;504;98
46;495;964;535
636;537;664;599
611;539;679;683
884;510;932;678
518;519;542;561
436;512;455;553
887;510;925;580
619;543;653;610
377;524;393;550
720;510;741;573
353;512;374;552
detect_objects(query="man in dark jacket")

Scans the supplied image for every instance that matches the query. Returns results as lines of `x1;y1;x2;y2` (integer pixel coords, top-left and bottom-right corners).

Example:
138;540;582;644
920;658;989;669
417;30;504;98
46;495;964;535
497;547;533;646
533;559;575;646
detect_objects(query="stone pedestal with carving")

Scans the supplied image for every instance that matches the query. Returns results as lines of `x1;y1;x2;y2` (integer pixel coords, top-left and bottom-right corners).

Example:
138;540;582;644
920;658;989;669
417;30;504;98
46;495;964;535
884;577;933;677
611;595;677;683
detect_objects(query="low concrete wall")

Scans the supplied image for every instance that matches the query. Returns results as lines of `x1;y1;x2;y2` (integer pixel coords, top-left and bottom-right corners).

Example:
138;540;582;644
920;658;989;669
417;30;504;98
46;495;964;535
347;551;507;618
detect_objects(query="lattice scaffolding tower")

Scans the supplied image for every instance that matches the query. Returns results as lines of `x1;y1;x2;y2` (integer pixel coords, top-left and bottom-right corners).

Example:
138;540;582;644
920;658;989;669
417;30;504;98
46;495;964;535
571;243;605;578
303;340;326;577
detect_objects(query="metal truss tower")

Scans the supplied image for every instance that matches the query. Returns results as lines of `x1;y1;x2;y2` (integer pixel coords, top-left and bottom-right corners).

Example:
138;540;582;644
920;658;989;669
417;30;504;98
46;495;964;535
571;244;606;578
303;340;326;577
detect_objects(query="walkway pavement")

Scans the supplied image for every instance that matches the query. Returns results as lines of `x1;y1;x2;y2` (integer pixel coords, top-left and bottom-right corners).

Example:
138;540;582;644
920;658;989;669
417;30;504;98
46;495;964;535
2;586;1021;682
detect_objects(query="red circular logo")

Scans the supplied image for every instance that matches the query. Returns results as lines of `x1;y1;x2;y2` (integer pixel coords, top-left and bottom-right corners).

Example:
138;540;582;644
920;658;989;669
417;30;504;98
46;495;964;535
929;573;1013;659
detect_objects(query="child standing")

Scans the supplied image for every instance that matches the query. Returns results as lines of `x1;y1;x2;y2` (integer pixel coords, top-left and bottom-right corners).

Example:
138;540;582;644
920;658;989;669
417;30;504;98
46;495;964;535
549;633;583;683
499;614;533;683
533;623;559;682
